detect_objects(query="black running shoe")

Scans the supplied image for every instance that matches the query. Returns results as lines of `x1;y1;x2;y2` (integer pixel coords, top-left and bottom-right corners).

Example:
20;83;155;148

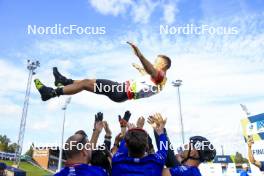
34;79;56;101
53;67;74;87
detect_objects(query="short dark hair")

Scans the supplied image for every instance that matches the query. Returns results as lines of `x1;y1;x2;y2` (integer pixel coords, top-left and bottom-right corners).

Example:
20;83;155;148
75;130;88;137
158;55;171;69
125;128;148;157
64;134;88;159
91;146;112;174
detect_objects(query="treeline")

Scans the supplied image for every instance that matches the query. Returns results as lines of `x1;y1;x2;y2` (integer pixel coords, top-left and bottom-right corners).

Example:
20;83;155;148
0;134;18;153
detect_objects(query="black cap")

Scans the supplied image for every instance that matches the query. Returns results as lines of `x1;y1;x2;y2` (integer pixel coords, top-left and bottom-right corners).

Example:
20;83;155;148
190;136;216;162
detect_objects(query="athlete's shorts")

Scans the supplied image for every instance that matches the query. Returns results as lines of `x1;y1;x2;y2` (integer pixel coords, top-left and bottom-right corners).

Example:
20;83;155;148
94;79;128;103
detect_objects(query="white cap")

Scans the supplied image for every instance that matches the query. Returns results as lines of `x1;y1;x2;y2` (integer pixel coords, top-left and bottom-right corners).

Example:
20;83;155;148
242;164;248;168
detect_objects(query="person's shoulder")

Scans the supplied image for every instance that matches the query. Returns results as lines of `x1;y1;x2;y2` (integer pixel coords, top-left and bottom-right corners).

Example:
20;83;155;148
75;164;107;176
239;170;248;176
260;161;264;171
140;154;165;165
54;167;68;176
112;152;128;162
151;70;166;84
169;165;201;176
89;165;108;176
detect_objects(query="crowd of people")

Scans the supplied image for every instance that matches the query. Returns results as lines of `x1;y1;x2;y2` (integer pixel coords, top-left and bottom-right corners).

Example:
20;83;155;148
0;116;263;176
54;111;216;176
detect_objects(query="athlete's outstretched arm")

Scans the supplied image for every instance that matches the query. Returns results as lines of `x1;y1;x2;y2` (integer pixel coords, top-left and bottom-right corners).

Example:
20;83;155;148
127;42;158;78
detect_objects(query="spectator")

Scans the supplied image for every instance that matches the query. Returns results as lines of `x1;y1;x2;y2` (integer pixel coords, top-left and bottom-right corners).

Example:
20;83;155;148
91;118;113;176
240;164;249;176
103;121;112;151
162;136;216;176
151;115;180;167
91;146;112;176
112;113;168;176
0;162;6;176
54;131;107;176
247;136;264;171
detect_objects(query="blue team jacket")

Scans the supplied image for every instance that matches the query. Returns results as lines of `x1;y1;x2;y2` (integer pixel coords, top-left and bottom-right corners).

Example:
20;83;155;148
169;165;202;176
54;163;108;176
239;170;249;176
112;134;168;176
261;161;264;171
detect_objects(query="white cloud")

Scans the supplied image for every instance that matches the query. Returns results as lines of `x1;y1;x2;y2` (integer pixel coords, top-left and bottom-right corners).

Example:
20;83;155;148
162;1;179;24
130;0;159;24
2;13;264;156
89;0;175;24
89;0;132;16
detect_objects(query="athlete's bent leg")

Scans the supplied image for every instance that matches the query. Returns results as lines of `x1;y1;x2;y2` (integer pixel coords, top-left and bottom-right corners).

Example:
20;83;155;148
62;79;96;95
35;78;129;103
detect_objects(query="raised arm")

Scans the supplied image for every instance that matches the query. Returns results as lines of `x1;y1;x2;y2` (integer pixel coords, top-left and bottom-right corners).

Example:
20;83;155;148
127;42;158;78
148;113;168;163
90;112;104;147
154;128;180;167
248;137;262;168
118;111;131;137
103;121;112;151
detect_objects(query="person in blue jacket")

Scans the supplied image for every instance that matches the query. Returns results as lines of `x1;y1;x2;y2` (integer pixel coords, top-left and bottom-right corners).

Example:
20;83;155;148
112;113;168;176
240;164;249;176
0;162;7;176
54;131;107;176
162;136;216;176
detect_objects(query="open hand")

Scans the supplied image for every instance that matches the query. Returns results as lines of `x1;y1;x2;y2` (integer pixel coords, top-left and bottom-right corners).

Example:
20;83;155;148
137;116;145;129
127;122;137;130
147;113;166;135
119;110;131;127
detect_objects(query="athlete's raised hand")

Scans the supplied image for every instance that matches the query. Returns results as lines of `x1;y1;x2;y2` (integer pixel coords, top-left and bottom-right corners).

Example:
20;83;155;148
127;41;141;57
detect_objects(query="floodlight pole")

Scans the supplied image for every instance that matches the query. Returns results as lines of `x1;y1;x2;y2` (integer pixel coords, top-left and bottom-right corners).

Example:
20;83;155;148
172;80;185;144
15;60;40;167
58;97;71;171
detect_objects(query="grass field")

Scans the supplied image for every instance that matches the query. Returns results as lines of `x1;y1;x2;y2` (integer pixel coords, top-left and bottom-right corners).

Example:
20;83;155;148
0;160;52;176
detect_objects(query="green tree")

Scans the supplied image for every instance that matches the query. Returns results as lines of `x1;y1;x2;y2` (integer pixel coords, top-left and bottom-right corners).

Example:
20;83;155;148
25;143;35;157
7;143;18;153
234;152;248;163
0;135;11;152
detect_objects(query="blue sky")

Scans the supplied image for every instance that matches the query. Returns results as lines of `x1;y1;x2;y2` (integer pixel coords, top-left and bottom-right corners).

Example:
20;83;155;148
1;0;264;156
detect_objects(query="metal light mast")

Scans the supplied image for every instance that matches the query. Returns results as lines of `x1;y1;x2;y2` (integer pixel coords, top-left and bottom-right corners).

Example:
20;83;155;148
15;60;40;167
172;80;185;144
58;97;71;171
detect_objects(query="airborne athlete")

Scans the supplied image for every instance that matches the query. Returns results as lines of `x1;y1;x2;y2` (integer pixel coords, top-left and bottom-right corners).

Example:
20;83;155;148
35;42;171;103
